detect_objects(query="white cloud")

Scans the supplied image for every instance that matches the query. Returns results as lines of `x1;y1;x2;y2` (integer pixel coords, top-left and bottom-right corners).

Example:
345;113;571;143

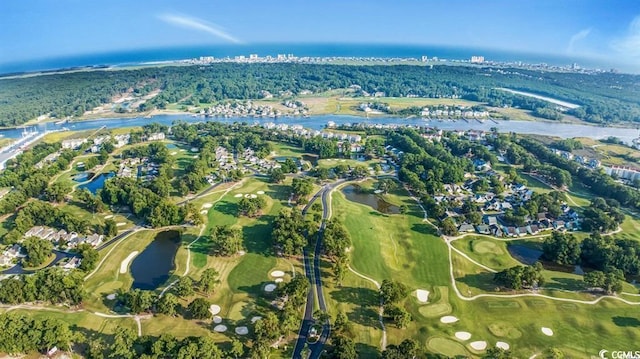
566;28;591;53
158;13;243;44
612;15;640;58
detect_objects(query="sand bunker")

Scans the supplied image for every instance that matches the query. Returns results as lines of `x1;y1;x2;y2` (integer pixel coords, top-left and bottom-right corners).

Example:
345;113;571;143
238;250;246;256
201;203;213;209
374;190;383;194
200;210;207;215
275;278;283;283
213;316;222;324
264;284;277;292
235;326;249;335
251;316;262;323
234;193;243;198
104;215;114;219
119;251;139;274
213;325;227;332
209;305;221;315
271;270;285;277
170;151;177;155
250;194;257;198
455;331;471;341
256;191;265;195
106;293;116;300
190;147;199;152
541;327;554;336
192;155;198;159
440;315;459;324
244;194;251;198
496;342;510;350
116;222;126;227
470;341;487;351
416;289;430;303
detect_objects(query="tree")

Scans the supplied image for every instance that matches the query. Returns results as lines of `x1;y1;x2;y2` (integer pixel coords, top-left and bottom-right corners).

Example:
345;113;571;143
329;335;357;359
484;347;515;359
104;219;118;238
237;196;267;217
440;218;458;236
291;177;313;199
22;237;53;267
198;268;220;295
187;298;211;319
382;339;420;359
542;348;565;359
122;289;156;313
45;182;71;202
584;270;623;294
175;276;195;297
210;225;244;256
494;263;545;290
271;208;310;256
77;243;99;271
378;178;398;194
384;305;411;328
269;168;285;183
228;339;244;359
333;311;349;333
542;231;581;265
157;293;179;316
108;327;137;359
379;279;408;304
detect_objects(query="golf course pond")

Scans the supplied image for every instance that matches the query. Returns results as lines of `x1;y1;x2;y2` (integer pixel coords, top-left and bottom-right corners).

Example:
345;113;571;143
342;184;400;214
507;244;542;265
77;171;115;194
130;230;181;290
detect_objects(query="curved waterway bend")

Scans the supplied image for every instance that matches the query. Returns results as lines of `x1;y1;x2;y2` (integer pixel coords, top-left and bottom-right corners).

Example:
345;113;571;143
2;114;638;144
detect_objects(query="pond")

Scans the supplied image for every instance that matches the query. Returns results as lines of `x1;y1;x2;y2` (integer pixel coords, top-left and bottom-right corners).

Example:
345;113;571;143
342;184;400;214
507;244;543;265
130;230;181;290
72;172;92;182
77;172;115;194
165;143;177;149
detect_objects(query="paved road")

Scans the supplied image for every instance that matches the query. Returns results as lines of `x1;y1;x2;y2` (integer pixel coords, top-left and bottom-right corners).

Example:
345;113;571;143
1;249;77;275
292;180;344;359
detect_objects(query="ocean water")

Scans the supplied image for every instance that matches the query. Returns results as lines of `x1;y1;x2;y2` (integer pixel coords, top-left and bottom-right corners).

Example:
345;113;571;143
0;43;616;75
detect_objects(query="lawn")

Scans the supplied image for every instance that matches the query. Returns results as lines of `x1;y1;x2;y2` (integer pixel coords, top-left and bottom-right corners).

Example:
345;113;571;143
327;179;640;358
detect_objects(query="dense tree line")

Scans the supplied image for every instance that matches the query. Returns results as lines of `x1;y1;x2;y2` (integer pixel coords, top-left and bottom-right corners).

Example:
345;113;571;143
0;313;73;355
2;63;639;126
0;268;85;305
271;208;313;256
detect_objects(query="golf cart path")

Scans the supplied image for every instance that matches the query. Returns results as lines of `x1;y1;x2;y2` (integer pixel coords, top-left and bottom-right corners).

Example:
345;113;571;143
347;264;387;351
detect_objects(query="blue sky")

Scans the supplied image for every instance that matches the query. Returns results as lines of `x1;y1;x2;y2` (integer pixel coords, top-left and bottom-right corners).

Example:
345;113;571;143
1;0;639;67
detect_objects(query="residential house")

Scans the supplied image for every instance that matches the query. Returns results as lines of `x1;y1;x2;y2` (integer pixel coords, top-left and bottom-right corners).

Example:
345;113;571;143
61;138;88;150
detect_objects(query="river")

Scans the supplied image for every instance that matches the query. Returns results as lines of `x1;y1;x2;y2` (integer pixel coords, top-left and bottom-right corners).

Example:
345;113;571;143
2;114;638;144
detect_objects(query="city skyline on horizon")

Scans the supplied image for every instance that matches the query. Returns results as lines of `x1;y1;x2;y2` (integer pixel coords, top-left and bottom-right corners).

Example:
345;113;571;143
1;0;639;70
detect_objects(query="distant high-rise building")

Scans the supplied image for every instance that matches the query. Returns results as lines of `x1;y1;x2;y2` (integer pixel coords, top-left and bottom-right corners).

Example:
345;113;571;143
421;55;428;62
470;56;485;63
249;54;258;60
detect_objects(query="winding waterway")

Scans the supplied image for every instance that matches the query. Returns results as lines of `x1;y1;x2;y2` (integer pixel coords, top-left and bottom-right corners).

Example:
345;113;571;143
3;114;639;144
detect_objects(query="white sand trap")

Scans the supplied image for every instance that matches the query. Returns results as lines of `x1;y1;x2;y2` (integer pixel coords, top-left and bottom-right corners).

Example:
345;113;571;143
104;215;114;219
170;151;177;155
455;331;471;341
541;327;554;336
244;194;251;198
416;289;430;303
213;316;222;324
264;284;277;292
106;293;116;300
235;326;249;335
119;251;139;274
275;278;283;283
470;341;487;351
249;194;257;199
256;191;265;195
271;270;285;277
251;316;262;323
496;342;510;350
202;203;213;209
116;222;126;227
238;250;246;256
440;315;459;324
190;147;199;152
200;210;207;215
213;325;227;332
180;149;186;152
374;189;383;194
234;193;243;198
209;305;221;315
192;155;198;159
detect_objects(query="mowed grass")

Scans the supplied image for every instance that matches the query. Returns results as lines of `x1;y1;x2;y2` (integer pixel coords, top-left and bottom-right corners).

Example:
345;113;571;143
329;179;640;358
451;237;521;270
84;230;158;311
